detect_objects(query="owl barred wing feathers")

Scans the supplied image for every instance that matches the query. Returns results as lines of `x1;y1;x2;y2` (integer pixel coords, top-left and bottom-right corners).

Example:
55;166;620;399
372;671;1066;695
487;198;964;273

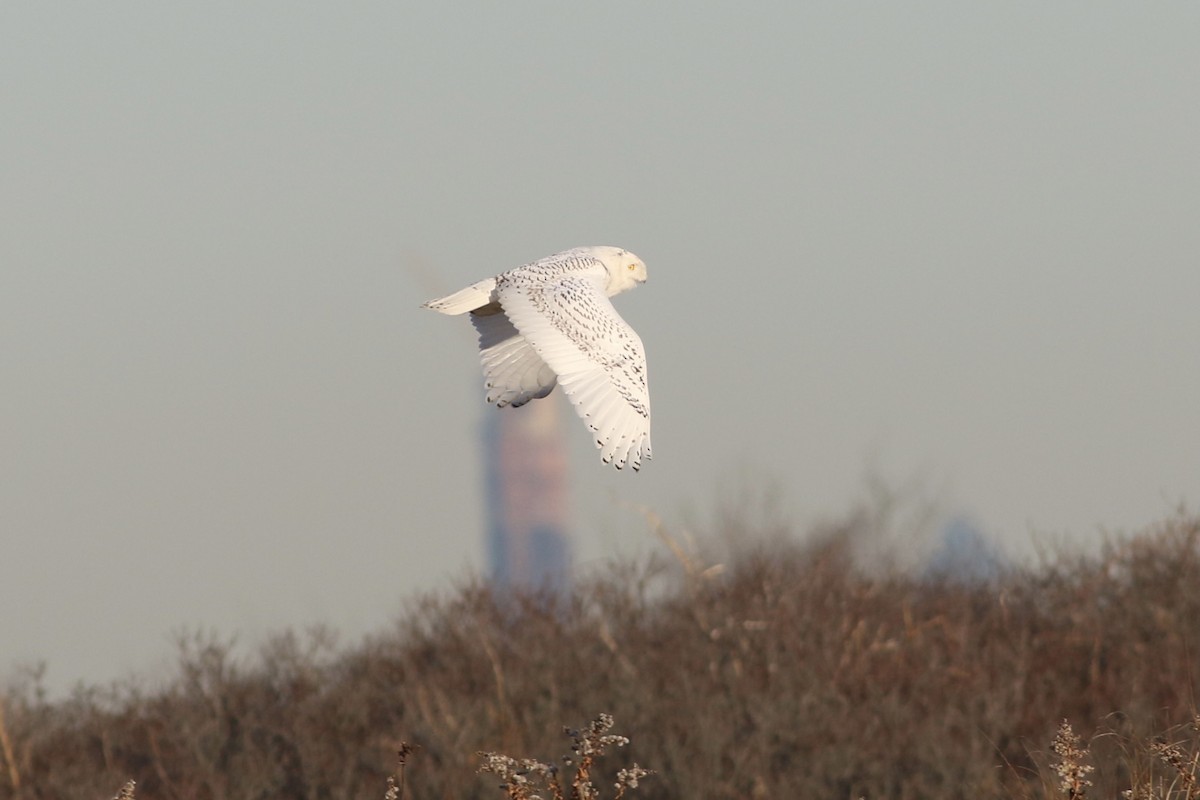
422;246;652;471
497;276;651;470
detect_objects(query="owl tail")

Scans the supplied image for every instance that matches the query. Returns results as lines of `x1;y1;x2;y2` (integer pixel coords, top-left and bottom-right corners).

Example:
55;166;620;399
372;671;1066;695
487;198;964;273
421;278;497;315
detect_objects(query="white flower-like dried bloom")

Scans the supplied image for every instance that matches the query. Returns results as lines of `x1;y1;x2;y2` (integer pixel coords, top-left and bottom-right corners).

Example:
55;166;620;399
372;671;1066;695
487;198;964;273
479;715;649;799
1051;721;1093;796
479;751;521;780
520;758;555;777
1151;738;1197;788
599;735;630;748
616;764;651;790
570;713;629;758
1152;739;1186;766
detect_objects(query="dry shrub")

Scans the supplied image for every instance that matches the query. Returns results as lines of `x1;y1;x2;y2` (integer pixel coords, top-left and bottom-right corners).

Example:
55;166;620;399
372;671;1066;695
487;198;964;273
2;512;1199;799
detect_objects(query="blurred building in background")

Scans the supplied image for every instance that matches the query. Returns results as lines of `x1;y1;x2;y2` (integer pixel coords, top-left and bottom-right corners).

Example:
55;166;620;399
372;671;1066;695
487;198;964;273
482;399;572;592
923;515;1004;584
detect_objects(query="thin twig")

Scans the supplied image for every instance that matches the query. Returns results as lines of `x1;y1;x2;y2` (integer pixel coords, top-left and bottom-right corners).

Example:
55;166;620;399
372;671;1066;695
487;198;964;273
0;694;20;791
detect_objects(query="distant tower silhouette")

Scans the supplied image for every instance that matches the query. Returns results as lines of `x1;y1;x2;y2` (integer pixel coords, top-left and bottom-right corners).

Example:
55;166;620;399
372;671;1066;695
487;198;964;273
482;398;572;592
923;516;1003;584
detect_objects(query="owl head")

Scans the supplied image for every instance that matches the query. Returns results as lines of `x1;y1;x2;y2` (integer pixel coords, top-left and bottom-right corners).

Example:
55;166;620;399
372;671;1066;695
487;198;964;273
590;246;647;296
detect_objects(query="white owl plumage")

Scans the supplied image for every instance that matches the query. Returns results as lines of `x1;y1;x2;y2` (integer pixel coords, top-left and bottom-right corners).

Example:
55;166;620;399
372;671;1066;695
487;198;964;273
423;246;652;471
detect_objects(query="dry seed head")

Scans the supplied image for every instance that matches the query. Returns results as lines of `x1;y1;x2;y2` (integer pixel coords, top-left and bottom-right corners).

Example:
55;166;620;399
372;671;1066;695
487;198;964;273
1151;738;1197;786
1051;720;1094;797
616;764;651;790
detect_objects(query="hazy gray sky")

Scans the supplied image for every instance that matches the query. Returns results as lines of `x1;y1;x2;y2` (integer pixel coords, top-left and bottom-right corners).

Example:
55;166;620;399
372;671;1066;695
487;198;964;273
3;3;1198;694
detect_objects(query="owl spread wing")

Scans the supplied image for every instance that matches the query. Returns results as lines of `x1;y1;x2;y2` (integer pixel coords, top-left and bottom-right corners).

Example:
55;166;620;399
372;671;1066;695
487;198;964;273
496;276;651;470
469;303;557;408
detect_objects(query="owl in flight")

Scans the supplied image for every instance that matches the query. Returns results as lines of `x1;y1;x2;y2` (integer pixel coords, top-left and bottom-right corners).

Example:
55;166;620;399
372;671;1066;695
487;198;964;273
423;246;651;471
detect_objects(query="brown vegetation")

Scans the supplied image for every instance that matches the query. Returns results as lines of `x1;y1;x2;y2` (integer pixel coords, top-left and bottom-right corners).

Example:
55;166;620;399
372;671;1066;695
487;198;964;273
3;512;1200;798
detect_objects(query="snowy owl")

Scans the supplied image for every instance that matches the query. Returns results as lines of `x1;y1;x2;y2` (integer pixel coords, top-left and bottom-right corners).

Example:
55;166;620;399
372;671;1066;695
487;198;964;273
423;246;651;471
